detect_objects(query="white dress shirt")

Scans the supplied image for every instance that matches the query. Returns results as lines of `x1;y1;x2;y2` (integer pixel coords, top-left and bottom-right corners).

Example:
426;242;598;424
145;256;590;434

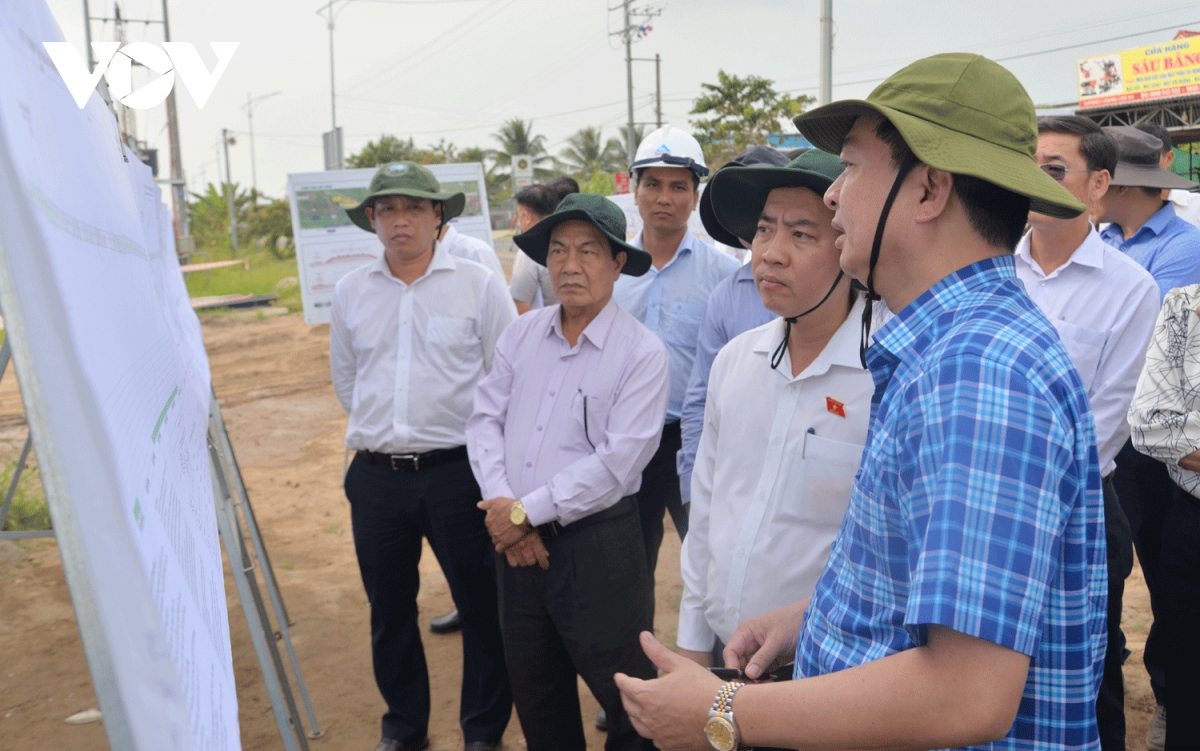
442;224;506;283
1170;189;1200;231
330;246;516;453
677;299;874;652
467;299;670;527
1015;228;1160;476
1129;284;1200;498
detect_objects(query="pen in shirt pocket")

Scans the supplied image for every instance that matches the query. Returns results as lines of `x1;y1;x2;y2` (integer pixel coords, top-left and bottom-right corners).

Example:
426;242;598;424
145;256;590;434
578;389;596;450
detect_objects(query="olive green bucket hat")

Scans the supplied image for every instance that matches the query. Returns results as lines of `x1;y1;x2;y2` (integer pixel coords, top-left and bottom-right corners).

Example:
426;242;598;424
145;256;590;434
345;161;466;232
514;193;652;276
709;149;846;245
793;53;1086;219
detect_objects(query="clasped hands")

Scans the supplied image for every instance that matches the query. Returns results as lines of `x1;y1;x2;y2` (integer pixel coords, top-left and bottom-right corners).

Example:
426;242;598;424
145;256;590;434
477;496;549;569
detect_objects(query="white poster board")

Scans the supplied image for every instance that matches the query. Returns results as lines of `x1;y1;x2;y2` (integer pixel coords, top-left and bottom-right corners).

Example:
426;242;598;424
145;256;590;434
0;3;238;749
287;162;493;325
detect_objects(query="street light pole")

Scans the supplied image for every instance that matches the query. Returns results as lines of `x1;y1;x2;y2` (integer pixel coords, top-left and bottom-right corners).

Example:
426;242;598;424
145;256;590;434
819;0;833;106
327;0;336;131
623;0;635;164
242;91;281;205
222;128;238;256
655;53;662;129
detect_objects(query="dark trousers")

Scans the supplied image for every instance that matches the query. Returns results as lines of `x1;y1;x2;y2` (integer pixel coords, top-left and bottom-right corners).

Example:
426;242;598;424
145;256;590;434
638;420;688;579
1096;475;1134;751
499;497;656;751
344;451;512;744
1112;441;1174;704
1159;483;1200;749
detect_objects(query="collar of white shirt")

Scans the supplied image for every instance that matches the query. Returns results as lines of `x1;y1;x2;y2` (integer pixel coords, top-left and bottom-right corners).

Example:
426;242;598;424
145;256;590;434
367;242;457;285
751;297;866;380
1014;226;1105;279
631;230;697;272
546;297;620;350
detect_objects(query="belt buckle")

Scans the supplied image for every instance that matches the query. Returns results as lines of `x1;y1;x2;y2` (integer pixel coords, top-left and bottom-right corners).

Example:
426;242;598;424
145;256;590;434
390;453;419;471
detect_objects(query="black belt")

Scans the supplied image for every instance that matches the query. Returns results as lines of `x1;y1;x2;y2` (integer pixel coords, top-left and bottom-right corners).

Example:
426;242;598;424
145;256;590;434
537;495;636;538
360;446;467;472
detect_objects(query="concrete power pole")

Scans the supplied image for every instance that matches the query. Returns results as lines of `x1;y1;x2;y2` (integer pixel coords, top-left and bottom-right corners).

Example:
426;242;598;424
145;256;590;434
222;128;238;256
623;0;636;164
162;0;191;245
655;53;662;129
819;0;833;106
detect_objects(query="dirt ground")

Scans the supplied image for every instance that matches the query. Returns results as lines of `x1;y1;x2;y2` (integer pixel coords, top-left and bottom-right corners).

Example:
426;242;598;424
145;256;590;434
0;308;1158;751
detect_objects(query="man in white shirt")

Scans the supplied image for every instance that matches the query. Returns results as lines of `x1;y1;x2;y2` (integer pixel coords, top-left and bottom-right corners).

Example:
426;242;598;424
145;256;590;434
332;162;517;751
675;150;873;665
439;221;506;283
1015;116;1159;751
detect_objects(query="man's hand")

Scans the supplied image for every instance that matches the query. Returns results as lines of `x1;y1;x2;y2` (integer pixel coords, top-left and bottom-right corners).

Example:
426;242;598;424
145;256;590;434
1179;448;1200;472
722;600;808;680
615;632;721;751
503;531;550;570
477;497;529;551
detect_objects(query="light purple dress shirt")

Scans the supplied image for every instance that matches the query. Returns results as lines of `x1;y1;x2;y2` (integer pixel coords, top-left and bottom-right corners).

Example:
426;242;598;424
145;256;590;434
467;298;670;528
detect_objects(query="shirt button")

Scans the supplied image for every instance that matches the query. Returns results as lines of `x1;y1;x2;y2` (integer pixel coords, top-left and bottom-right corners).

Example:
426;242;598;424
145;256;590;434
525;462;532;468
737;549;746;558
758;492;766;500
774;437;782;446
536;426;543;432
728;607;736;615
549;390;556;397
1039;281;1046;286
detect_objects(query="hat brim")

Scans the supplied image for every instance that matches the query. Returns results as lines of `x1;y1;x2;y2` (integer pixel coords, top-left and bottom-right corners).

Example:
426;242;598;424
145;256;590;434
794;100;1087;219
1111;163;1199;190
513;209;652;277
709;165;838;245
699;177;744;248
345;189;466;232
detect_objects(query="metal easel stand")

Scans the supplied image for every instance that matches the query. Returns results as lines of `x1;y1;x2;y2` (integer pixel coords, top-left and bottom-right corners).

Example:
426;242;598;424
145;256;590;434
208;393;323;739
0;339;51;542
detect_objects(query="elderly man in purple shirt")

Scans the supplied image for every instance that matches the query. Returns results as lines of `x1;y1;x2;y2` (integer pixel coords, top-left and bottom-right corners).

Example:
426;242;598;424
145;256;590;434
467;193;669;751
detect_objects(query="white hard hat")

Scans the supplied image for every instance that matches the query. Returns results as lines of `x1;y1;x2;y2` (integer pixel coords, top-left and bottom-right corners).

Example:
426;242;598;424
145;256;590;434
631;125;709;180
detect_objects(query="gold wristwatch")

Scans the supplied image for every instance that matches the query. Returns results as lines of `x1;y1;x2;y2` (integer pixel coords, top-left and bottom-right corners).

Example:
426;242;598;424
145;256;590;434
509;500;527;526
704;681;745;751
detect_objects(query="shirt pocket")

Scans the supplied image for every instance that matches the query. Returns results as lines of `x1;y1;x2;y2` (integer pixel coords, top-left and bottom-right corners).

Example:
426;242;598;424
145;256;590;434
1051;318;1108;391
797;433;863;527
665;301;706;348
424;316;478;369
570;391;611;451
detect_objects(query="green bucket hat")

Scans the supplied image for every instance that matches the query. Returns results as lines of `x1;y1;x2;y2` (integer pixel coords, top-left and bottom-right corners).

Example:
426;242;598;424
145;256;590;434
345;161;466;232
792;53;1085;220
514;193;652;276
709;149;846;245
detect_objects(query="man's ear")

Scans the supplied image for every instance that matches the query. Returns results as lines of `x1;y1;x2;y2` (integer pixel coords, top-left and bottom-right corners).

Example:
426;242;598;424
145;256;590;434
1089;169;1112;205
614;250;628;276
913;166;954;223
365;205;376;228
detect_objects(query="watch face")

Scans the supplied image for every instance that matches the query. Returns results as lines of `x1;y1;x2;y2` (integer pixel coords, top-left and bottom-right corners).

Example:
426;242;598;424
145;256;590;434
509;503;526;525
704;717;736;751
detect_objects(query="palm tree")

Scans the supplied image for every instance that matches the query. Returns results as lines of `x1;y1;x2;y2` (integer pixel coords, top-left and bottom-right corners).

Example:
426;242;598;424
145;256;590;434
490;118;555;191
558;126;625;181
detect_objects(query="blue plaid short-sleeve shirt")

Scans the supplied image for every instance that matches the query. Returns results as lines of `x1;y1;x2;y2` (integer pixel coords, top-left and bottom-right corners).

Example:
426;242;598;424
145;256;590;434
795;256;1107;750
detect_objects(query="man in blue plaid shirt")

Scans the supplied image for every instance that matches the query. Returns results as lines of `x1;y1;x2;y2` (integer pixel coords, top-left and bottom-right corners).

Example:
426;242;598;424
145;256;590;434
616;54;1107;751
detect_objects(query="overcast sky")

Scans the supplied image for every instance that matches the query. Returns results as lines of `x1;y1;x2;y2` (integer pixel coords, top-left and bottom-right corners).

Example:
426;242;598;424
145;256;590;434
43;0;1200;203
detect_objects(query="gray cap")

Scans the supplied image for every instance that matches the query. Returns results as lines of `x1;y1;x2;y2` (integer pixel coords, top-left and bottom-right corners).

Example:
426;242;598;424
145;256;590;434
1104;126;1197;190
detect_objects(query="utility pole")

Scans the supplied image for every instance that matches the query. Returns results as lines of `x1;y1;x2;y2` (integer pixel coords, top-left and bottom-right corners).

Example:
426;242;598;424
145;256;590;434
819;0;833;105
623;0;635;164
82;0;93;67
222;128;238;256
162;0;191;246
242;91;281;205
655;53;662;129
326;0;336;131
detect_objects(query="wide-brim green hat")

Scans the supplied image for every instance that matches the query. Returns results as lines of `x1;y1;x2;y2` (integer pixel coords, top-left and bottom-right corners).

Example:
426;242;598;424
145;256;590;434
709;149;845;245
514;193;652;276
345;161;466;232
793;53;1086;220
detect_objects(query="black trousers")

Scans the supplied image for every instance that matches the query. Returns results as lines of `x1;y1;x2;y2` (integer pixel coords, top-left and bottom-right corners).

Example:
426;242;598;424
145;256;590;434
344;451;512;744
638;420;689;579
499;497;656;751
1160;483;1200;750
1112;441;1174;704
1096;475;1134;751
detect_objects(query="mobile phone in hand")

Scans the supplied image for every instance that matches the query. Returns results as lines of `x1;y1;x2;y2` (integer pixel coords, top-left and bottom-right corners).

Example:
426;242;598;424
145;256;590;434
707;665;793;682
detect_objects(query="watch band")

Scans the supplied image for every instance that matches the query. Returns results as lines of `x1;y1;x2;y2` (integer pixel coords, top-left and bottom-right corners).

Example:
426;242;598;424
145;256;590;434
704;681;745;751
710;680;744;715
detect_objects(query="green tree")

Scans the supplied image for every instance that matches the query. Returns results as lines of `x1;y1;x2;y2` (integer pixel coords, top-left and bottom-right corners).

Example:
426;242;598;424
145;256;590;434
189;182;255;253
244;198;294;259
490;118;555;192
559;126;625;182
690;70;815;166
346;134;429;168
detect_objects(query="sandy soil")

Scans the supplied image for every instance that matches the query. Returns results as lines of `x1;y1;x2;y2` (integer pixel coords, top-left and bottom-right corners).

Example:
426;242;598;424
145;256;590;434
0;309;1157;750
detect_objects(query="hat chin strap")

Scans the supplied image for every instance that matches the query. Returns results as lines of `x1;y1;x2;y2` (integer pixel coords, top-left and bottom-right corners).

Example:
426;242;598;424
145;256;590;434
769;269;846;371
857;152;918;368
